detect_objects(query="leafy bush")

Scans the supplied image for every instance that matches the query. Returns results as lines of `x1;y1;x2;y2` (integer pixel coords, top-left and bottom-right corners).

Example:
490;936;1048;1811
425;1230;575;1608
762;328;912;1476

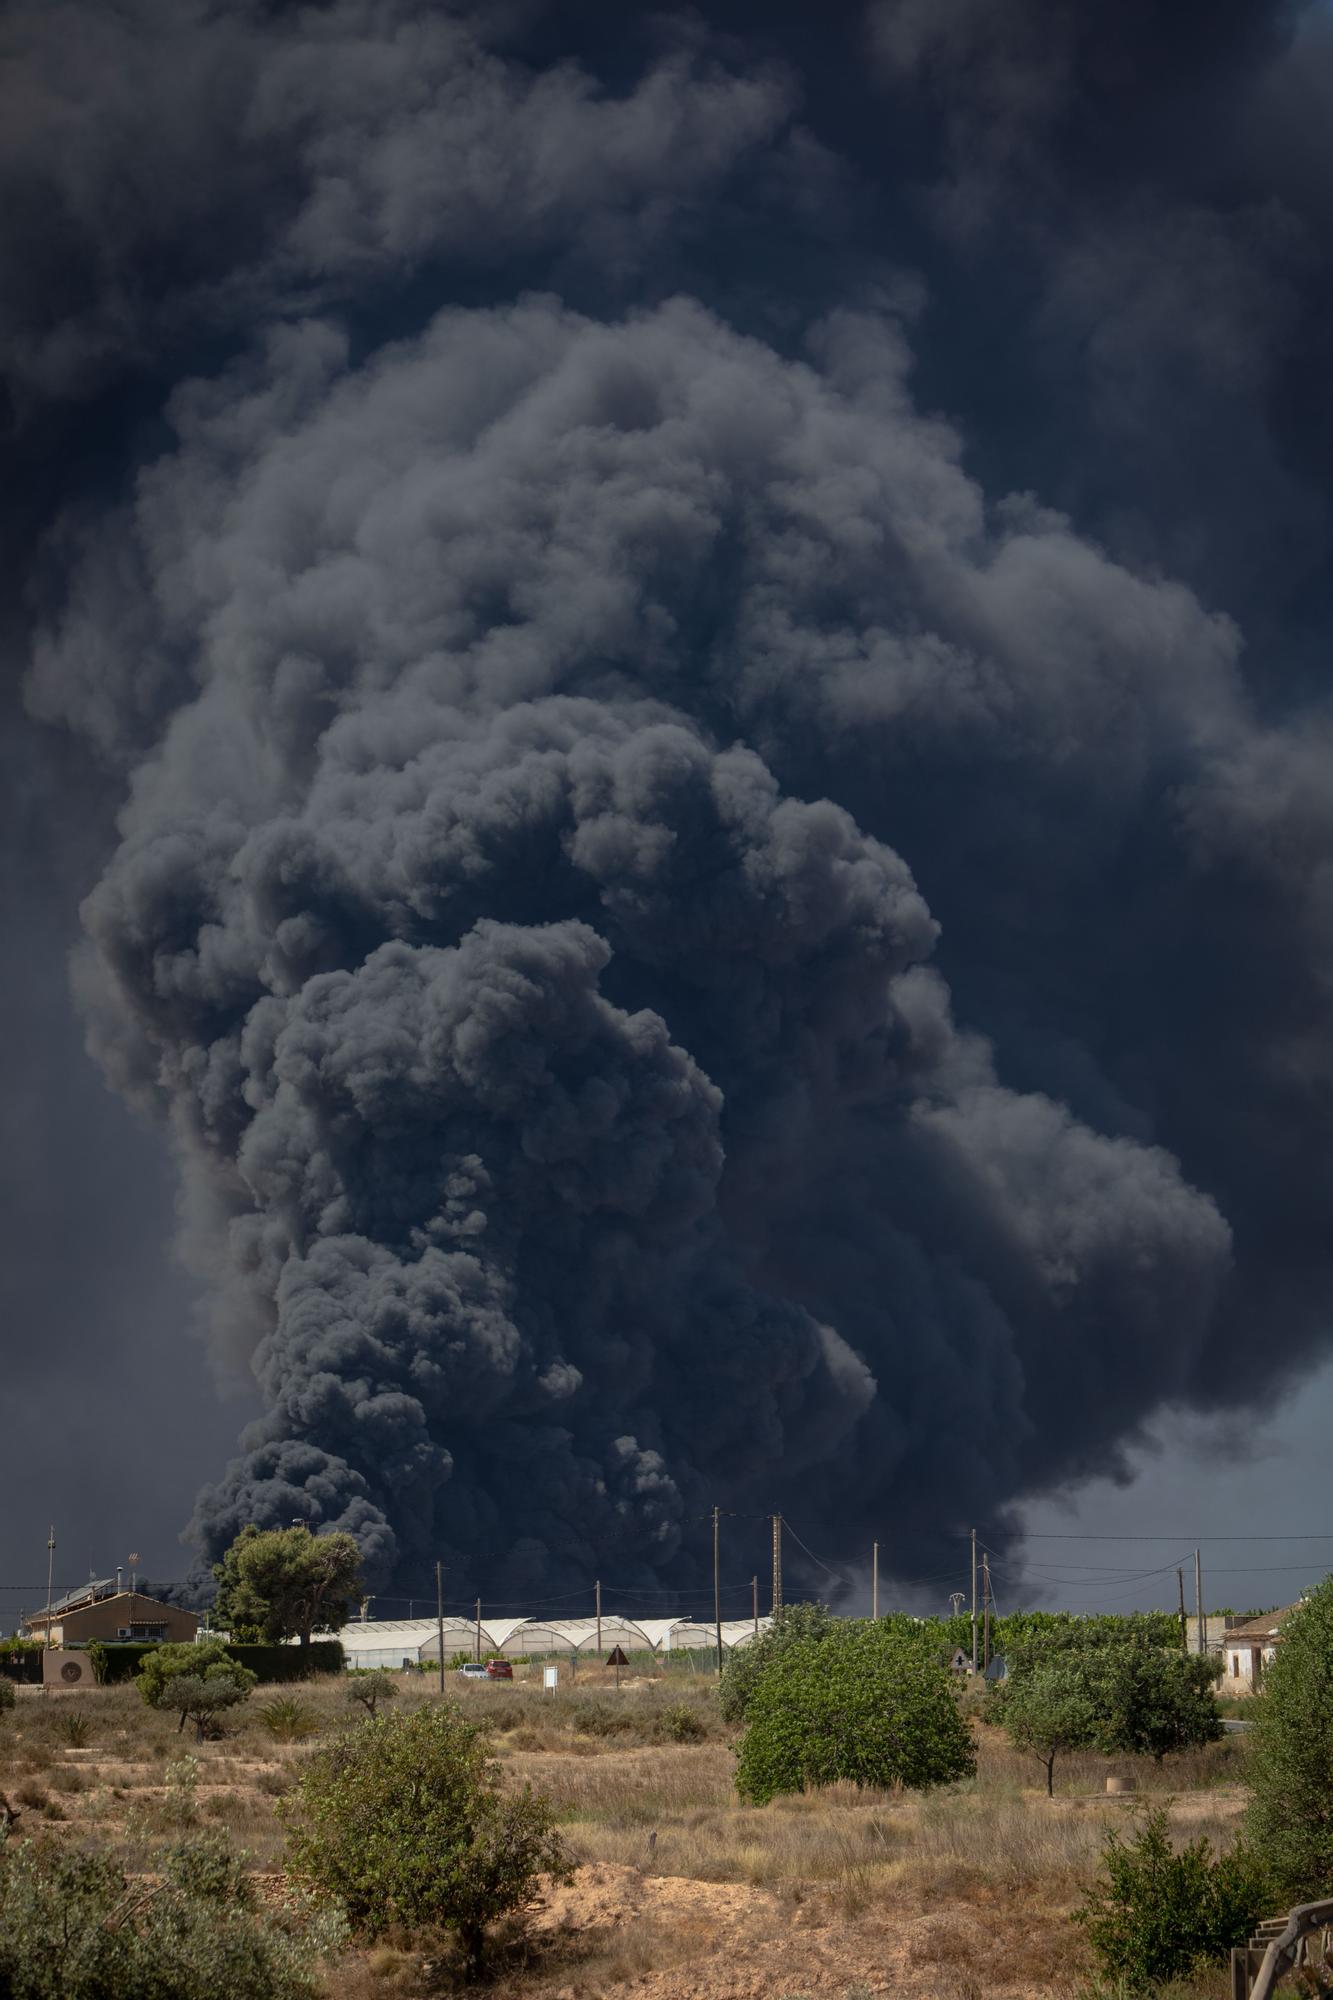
59;1710;92;1748
734;1623;976;1804
719;1602;836;1724
656;1700;706;1744
282;1702;571;1975
258;1696;319;1742
1245;1574;1333;1902
345;1670;397;1719
1076;1806;1268;1991
137;1642;256;1741
0;1830;345;1999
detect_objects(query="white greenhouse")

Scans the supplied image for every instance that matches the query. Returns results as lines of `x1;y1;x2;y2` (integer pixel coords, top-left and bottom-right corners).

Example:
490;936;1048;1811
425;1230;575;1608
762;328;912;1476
330;1613;771;1670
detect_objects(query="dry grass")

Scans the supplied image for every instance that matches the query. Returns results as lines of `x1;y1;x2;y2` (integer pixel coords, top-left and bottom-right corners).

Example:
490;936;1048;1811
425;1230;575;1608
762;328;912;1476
0;1672;1256;1999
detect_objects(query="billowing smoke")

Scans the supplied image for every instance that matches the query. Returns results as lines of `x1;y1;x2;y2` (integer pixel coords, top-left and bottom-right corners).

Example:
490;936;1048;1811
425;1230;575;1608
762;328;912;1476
8;0;1333;1596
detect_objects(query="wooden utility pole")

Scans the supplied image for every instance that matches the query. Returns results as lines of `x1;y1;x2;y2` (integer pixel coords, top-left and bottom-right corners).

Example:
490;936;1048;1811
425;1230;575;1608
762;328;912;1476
1177;1568;1188;1650
474;1596;482;1664
970;1528;978;1673
771;1513;782;1615
1194;1548;1204;1657
872;1540;879;1619
982;1552;992;1671
713;1506;723;1675
752;1575;759;1638
595;1579;602;1656
436;1561;445;1694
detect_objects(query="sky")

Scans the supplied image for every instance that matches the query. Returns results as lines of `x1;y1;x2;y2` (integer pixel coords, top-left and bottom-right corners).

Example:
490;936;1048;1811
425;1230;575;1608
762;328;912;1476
2;0;1331;1623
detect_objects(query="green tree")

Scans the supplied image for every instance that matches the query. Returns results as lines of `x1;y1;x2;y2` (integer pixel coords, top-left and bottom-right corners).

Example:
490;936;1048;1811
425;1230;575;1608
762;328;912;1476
734;1624;975;1805
1087;1643;1222;1761
719;1601;835;1723
212;1525;362;1646
137;1641;256;1741
345;1669;397;1719
1077;1805;1268;1991
996;1655;1099;1796
1245;1575;1333;1902
282;1703;571;1976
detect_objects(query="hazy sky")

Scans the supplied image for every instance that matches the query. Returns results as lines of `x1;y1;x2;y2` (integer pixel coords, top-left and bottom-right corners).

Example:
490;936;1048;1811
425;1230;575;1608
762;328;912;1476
2;0;1331;1620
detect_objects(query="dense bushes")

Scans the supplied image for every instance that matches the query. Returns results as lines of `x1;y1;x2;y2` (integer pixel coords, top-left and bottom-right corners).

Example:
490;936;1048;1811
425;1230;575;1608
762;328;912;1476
719;1602;835;1723
1077;1806;1267;1990
0;1830;345;2000
993;1629;1222;1787
734;1623;976;1804
1245;1574;1333;1902
283;1703;570;1974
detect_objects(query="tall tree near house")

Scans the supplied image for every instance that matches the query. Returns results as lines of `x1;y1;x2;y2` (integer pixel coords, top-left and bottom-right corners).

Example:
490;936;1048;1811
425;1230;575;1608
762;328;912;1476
1245;1574;1333;1902
212;1525;363;1646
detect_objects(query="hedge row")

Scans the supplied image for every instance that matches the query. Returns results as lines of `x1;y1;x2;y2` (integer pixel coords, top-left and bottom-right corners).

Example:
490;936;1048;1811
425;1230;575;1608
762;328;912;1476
87;1640;346;1684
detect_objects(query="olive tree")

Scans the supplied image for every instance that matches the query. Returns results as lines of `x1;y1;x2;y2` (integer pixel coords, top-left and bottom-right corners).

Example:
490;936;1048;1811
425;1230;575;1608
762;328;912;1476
282;1703;570;1976
734;1623;975;1804
137;1642;256;1740
344;1669;397;1718
1245;1574;1333;1902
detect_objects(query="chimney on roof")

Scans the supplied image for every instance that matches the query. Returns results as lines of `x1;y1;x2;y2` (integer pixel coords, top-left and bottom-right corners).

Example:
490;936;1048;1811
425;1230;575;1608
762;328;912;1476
116;1567;123;1593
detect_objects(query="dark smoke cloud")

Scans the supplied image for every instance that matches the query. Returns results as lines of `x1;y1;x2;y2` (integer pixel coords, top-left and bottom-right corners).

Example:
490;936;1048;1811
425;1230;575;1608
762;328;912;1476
31;298;1236;1591
6;0;1333;1598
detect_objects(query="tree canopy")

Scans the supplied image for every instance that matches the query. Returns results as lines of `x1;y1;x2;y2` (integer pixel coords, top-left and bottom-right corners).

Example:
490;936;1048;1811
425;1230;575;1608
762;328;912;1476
1245;1575;1333;1902
136;1641;256;1740
212;1526;362;1646
734;1622;975;1804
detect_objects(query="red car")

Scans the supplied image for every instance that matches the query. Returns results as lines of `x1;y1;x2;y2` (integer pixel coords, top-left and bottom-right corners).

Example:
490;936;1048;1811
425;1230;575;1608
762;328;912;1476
484;1659;513;1679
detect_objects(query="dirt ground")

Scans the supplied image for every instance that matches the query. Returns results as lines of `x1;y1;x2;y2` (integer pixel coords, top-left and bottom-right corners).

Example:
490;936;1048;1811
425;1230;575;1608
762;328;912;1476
0;1668;1252;1998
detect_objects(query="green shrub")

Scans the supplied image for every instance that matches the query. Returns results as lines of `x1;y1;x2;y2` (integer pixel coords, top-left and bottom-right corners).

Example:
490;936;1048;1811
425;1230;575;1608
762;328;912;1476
995;1656;1099;1795
0;1678;15;1714
137;1642;257;1741
345;1670;397;1719
1245;1575;1333;1902
0;1830;345;1999
719;1602;835;1724
1076;1805;1268;1991
258;1696;319;1743
91;1641;343;1685
995;1635;1222;1771
656;1701;706;1744
282;1702;571;1975
734;1623;976;1804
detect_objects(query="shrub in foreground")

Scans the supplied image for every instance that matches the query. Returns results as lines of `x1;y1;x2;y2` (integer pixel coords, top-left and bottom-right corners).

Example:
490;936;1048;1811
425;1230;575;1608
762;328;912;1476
1076;1805;1268;1991
282;1702;571;1975
1245;1575;1333;1903
734;1624;975;1804
0;1829;344;2000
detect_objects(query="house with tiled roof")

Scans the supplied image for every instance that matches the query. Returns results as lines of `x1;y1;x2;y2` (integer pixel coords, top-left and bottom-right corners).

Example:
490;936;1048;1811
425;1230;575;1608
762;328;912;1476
1221;1604;1300;1691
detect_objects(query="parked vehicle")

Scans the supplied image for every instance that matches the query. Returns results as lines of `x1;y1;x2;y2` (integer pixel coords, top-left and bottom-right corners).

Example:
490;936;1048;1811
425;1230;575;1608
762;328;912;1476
456;1662;489;1679
484;1659;513;1680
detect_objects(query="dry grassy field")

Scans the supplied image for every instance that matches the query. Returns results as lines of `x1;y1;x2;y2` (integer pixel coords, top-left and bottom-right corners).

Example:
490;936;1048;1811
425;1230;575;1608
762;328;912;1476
0;1667;1255;1998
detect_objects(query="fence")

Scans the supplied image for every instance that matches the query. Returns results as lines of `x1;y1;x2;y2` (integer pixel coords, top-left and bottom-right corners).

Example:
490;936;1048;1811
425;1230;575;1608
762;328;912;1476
1231;1896;1333;2000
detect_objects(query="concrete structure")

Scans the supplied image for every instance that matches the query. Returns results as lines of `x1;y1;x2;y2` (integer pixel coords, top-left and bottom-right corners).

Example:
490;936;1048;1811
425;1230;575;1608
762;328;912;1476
23;1581;199;1649
330;1613;771;1671
1221;1606;1298;1691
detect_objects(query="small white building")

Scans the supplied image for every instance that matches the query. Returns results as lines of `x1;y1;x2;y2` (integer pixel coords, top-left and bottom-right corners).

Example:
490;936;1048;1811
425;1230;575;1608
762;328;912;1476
1221;1605;1296;1691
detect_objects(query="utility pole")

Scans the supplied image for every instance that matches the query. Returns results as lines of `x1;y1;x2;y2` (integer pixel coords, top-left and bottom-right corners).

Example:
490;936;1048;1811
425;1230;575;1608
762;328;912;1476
712;1506;723;1676
44;1525;56;1644
982;1552;992;1672
1194;1548;1204;1657
752;1575;759;1638
872;1540;879;1620
474;1596;482;1664
436;1562;445;1694
595;1579;602;1656
771;1513;782;1615
1177;1568;1188;1651
970;1528;978;1673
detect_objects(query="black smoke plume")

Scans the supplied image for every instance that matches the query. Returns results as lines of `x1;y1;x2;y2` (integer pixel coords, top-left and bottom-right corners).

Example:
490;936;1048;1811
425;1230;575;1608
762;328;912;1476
5;0;1333;1598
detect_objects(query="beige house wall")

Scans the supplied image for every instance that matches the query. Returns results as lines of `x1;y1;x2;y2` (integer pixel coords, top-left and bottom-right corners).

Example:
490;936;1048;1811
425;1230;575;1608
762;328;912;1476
26;1594;199;1647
